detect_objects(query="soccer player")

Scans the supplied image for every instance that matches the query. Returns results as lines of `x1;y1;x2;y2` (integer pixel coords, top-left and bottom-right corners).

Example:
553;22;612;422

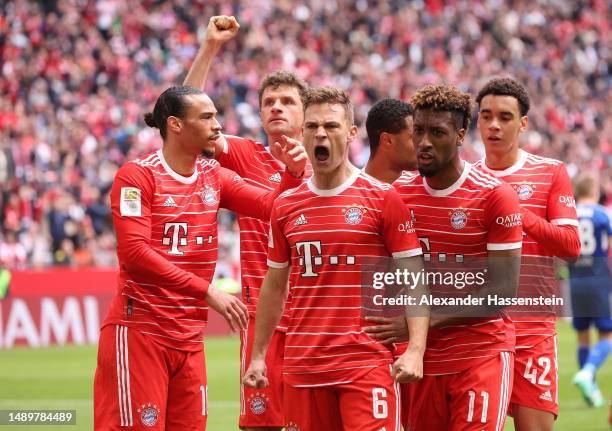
474;77;580;431
569;173;611;407
183;16;311;430
380;84;523;430
243;87;429;430
363;98;417;183
93;86;306;430
362;97;417;429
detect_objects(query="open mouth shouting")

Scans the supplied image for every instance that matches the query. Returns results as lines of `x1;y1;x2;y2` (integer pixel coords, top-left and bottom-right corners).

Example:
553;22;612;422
314;145;330;162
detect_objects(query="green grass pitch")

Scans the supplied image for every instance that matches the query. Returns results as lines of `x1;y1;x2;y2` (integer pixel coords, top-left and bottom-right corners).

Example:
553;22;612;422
0;321;609;430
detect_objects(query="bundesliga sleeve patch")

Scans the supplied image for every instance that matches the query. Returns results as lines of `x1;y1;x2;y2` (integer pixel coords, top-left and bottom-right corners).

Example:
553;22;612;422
120;187;142;216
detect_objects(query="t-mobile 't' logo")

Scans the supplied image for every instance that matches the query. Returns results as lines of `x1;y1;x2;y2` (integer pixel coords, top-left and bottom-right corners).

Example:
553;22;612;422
296;240;323;277
163;222;188;256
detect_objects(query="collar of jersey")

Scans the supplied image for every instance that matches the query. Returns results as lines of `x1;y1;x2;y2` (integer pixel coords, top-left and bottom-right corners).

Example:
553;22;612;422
479;149;528;177
157;149;198;184
423;161;471;197
307;168;361;196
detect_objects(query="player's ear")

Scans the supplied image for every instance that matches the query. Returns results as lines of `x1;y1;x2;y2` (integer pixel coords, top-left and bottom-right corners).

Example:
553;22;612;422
456;128;466;147
167;116;182;134
519;115;528;132
379;132;391;151
347;125;358;144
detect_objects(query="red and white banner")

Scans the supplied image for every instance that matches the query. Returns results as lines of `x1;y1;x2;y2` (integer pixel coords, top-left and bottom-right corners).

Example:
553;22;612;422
0;269;232;349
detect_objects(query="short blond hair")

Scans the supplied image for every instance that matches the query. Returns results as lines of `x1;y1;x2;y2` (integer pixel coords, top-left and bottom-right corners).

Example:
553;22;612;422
574;172;598;200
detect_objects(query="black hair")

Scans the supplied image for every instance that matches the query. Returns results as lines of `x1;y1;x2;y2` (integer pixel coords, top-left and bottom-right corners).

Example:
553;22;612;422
144;86;203;139
366;99;413;154
476;77;530;116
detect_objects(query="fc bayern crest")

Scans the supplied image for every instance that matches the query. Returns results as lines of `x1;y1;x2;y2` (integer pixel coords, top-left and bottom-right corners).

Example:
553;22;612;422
137;403;160;427
449;209;468;230
286;422;301;431
515;183;534;201
200;185;218;207
248;393;268;415
343;205;366;225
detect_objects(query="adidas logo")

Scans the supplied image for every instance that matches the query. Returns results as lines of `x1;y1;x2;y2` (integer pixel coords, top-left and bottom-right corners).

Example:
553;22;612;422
163;196;177;207
539;390;552;402
268;172;282;183
294;214;307;226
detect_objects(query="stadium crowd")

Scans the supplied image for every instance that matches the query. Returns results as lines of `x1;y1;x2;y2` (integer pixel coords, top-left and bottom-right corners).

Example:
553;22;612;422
0;0;609;269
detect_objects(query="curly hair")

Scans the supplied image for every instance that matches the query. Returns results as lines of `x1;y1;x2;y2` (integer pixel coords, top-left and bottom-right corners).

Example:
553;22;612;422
303;86;354;125
258;70;309;107
410;84;473;131
366;99;413;153
476;77;530;116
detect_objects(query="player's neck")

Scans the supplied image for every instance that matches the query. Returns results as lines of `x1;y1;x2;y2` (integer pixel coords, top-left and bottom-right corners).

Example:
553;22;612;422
364;156;401;184
426;158;464;190
485;146;520;170
161;145;197;177
312;163;358;190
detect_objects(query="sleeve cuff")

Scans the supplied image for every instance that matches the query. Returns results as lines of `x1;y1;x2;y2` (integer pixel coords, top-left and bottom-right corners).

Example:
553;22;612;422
392;248;423;259
550;218;579;227
191;275;210;296
267;259;289;269
487;241;523;251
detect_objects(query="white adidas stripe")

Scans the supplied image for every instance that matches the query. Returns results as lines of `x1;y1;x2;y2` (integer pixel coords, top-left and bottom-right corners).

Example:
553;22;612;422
240;322;247;416
115;326;133;427
495;352;511;431
115;326;124;426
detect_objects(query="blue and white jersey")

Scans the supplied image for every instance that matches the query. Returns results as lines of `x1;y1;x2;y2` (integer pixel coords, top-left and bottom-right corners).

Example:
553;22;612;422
570;203;612;278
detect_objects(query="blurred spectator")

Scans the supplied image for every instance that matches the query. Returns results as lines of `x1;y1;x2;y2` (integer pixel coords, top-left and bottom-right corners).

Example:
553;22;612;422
0;0;609;269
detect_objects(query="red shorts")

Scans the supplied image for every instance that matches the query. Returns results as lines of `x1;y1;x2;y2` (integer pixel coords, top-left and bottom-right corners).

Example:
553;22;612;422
509;336;559;416
239;319;285;428
407;352;514;431
94;325;207;430
284;365;400;431
399;382;412;430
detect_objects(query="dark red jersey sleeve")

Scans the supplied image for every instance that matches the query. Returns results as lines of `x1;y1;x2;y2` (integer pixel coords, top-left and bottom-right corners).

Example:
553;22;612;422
111;162;210;297
218;167;301;220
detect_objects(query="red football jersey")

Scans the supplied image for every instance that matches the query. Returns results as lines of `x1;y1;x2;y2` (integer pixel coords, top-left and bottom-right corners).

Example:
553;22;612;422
474;149;579;349
267;170;422;387
217;135;311;330
394;162;523;375
103;150;300;352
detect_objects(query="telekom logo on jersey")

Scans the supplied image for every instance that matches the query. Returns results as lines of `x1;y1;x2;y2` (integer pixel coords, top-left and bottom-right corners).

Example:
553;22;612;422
163;222;188;256
162;222;214;256
296;241;357;277
296;241;323;277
